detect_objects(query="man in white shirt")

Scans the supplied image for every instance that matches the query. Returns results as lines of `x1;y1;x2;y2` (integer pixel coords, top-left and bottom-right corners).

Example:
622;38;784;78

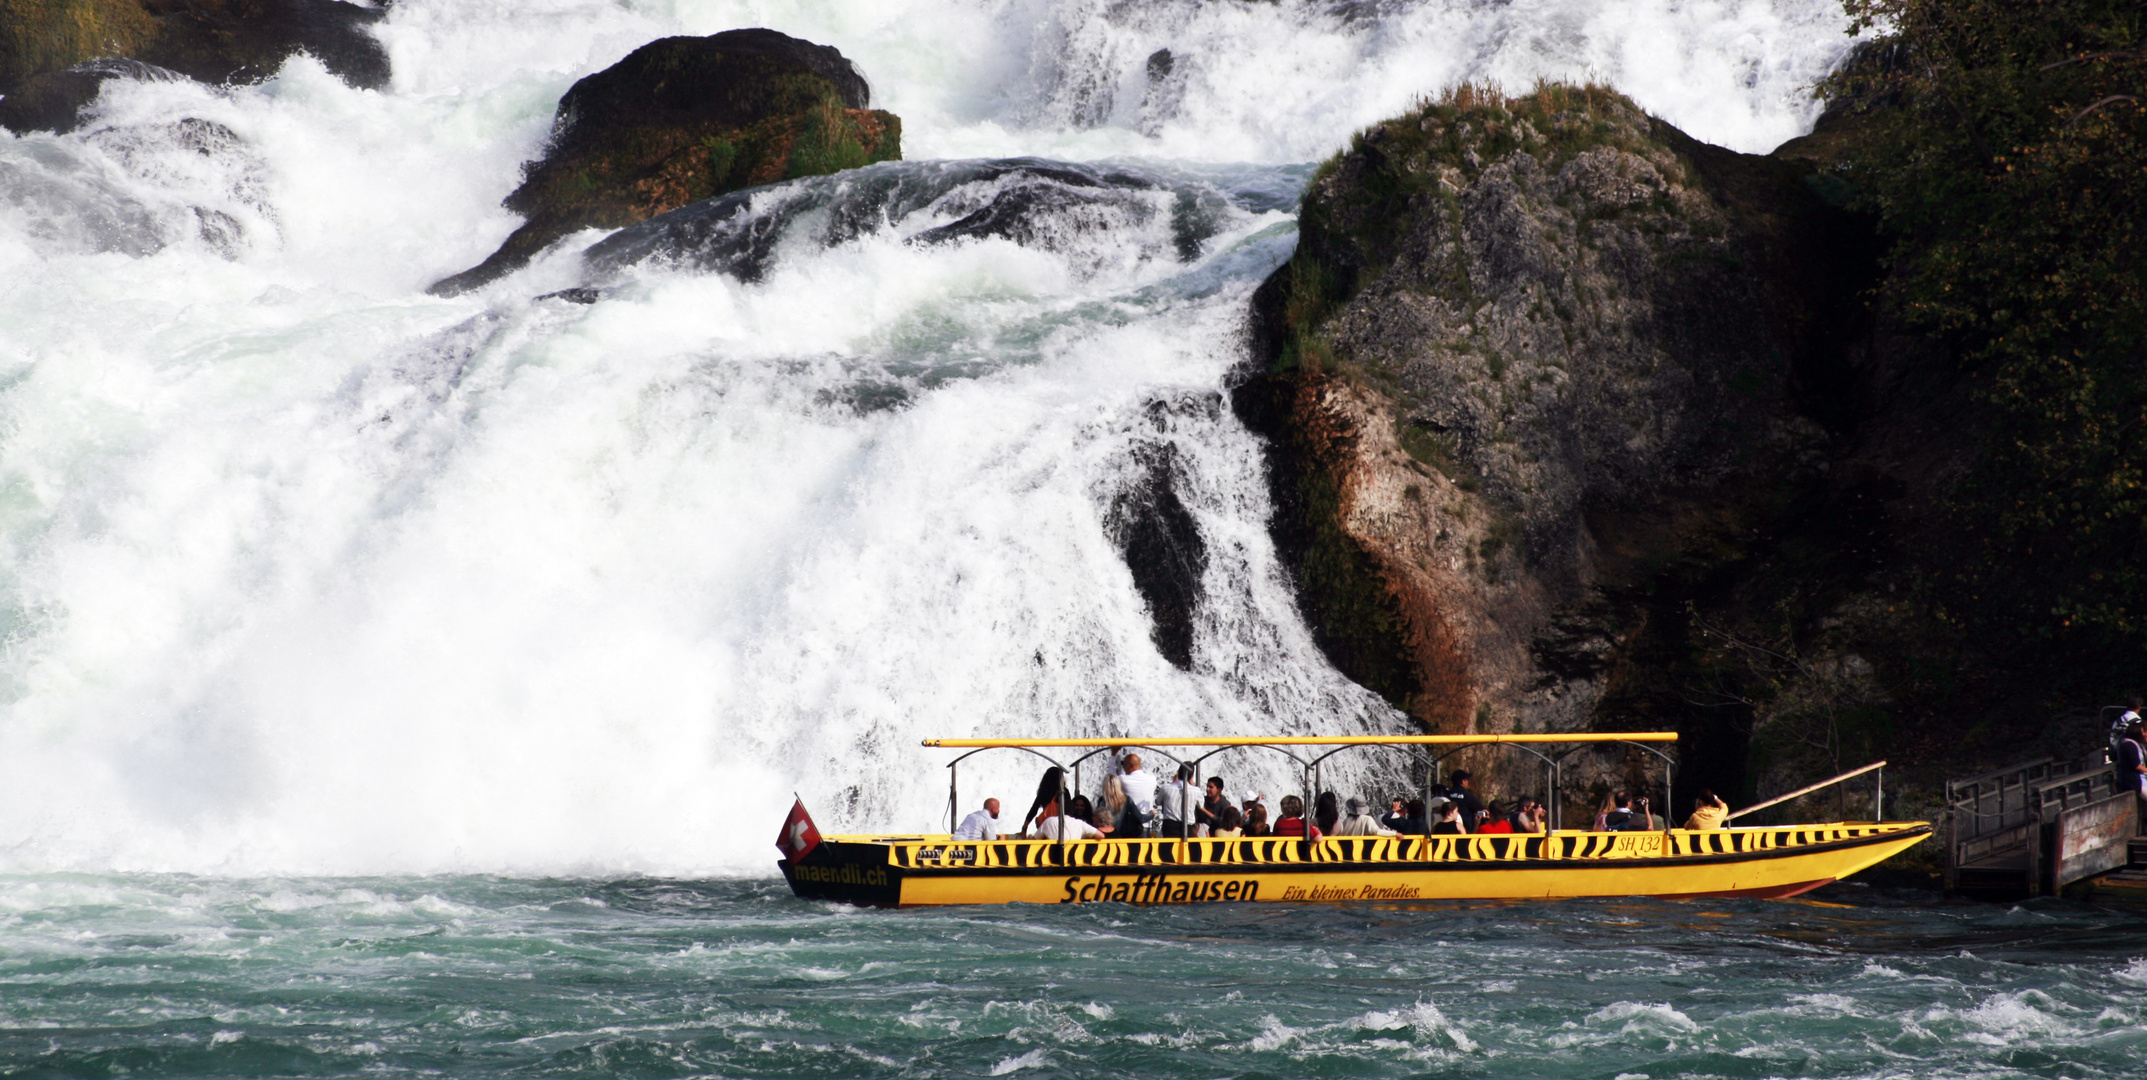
1116;753;1158;837
1156;763;1196;838
953;798;1001;841
1033;799;1103;840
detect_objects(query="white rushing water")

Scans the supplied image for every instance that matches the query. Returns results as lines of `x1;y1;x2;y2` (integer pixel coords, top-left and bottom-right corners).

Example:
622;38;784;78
0;0;1857;875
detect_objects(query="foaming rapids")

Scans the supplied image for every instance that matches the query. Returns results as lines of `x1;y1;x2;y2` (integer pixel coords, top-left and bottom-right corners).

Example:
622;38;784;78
0;0;1854;874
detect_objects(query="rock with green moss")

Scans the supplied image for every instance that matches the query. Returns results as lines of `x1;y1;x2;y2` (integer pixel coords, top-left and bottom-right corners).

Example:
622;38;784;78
0;0;387;109
429;29;902;296
1233;84;1873;775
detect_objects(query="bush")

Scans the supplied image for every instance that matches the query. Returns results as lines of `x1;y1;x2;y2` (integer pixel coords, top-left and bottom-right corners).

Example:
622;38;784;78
1826;0;2146;688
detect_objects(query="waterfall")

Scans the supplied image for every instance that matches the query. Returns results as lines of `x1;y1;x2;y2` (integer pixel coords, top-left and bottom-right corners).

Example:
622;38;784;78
0;0;1854;874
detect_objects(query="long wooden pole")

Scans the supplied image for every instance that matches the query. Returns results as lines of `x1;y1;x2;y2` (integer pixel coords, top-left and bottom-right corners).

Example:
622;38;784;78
1726;761;1888;821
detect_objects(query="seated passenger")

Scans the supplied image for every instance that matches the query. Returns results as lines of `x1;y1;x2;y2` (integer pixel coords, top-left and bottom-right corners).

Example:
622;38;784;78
1197;776;1229;834
1272;795;1323;839
1476;800;1515;834
1427;796;1465;835
1396;799;1429;835
1512;797;1547;833
1068;795;1113;836
1032;799;1104;840
1211;805;1245;839
953;798;1001;841
1684;789;1729;830
1591;792;1620;832
1314;791;1342;836
1600;792;1655;831
1333;796;1399;836
1243;803;1271;837
1381;797;1412;833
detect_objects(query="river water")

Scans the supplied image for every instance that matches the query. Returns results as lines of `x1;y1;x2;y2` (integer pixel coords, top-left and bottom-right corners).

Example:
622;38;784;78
5;876;2145;1078
7;1;2136;1077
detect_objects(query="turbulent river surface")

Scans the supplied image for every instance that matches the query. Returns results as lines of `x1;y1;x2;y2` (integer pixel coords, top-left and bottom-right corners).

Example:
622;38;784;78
6;877;2147;1079
5;1;2140;1077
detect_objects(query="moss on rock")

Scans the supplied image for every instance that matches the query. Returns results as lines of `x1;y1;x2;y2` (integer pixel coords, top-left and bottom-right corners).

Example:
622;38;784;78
429;30;901;296
0;0;387;102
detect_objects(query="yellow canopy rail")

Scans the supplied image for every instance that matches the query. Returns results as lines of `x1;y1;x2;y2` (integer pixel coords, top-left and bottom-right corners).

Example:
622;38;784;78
928;733;1681;836
922;734;1677;747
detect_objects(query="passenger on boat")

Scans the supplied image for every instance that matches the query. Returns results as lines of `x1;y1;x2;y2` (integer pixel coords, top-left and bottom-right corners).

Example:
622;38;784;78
953;798;1001;840
1394;799;1429;835
1197;776;1229;834
1683;789;1728;830
1020;767;1067;836
1158;763;1197;839
1448;771;1487;833
1477;800;1515;833
1426;796;1464;835
1033;798;1105;840
1313;791;1341;836
1333;796;1399;836
1590;792;1619;832
1272;795;1323;839
1512;797;1547;833
1099;775;1130;837
1243;802;1271;837
1117;754;1158;837
1601;793;1655;831
1211;805;1245;838
1381;798;1413;833
1068;795;1112;836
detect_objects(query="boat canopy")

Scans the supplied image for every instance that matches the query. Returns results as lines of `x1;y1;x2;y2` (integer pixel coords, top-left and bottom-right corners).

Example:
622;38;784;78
927;733;1679;834
923;734;1676;747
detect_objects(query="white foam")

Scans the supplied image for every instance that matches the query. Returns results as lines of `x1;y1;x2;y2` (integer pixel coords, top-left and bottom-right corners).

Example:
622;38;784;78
0;0;1861;874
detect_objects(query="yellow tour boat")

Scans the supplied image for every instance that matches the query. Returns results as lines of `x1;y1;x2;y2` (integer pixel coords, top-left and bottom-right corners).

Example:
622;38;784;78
776;735;1930;907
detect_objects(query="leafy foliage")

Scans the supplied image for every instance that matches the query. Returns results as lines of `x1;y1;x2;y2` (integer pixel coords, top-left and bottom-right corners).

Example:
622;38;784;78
1825;0;2145;681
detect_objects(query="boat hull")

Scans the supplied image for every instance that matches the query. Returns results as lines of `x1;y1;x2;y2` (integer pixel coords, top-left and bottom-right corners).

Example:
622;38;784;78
780;822;1931;907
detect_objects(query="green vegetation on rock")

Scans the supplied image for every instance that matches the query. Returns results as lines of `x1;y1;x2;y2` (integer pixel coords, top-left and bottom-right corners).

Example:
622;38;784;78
0;0;387;101
430;31;902;295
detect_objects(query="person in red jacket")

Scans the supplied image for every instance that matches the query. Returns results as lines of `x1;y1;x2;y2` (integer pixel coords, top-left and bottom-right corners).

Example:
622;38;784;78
1272;794;1322;839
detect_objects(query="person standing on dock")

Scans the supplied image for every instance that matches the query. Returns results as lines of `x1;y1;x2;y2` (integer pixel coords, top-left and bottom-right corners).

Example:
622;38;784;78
2117;713;2147;833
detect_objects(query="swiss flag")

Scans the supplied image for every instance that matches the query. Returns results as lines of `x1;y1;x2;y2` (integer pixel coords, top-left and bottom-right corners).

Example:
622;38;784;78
776;797;822;862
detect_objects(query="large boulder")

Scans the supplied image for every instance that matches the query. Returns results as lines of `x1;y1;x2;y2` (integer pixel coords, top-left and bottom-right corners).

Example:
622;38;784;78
1233;85;1889;809
429;29;902;296
0;0;388;107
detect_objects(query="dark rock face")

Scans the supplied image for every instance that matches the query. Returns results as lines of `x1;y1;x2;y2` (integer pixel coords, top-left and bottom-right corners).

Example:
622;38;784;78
430;29;902;296
0;58;184;134
1234;85;1887;807
1107;439;1209;670
137;0;388;90
0;0;388;100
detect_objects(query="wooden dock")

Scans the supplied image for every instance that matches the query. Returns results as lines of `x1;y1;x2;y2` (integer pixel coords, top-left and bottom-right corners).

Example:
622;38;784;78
1945;751;2137;898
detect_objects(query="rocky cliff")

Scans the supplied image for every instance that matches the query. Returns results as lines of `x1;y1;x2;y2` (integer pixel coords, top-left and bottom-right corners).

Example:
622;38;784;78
1233;84;1910;818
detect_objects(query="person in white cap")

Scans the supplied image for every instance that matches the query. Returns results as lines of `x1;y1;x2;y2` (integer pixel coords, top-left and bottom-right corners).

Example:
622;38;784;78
2116;711;2147;832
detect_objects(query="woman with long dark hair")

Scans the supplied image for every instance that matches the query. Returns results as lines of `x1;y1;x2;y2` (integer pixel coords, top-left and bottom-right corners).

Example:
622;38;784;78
1019;766;1066;836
